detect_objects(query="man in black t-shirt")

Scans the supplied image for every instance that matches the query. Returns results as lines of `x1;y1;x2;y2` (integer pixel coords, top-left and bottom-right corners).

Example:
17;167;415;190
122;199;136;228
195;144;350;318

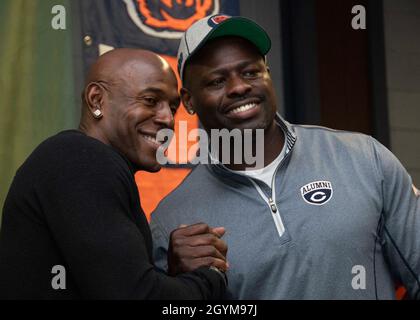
0;49;228;299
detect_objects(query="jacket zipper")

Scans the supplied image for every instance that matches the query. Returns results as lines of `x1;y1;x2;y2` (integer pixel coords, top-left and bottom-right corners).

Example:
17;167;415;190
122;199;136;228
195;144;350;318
248;151;291;238
212;118;296;238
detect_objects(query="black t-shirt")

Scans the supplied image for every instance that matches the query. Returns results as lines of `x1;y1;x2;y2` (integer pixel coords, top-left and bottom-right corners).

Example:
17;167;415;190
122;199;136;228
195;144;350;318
0;130;225;299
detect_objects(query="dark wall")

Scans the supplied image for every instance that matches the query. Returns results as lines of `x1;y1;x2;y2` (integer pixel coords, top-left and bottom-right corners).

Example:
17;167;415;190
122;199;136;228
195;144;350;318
280;0;389;146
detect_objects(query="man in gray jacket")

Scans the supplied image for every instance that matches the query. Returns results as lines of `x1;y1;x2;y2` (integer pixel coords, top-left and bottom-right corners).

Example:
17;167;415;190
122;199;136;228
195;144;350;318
151;14;420;299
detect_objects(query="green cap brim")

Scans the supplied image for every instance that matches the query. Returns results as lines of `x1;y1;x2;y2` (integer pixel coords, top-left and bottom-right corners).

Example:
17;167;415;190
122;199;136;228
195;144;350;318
204;17;271;56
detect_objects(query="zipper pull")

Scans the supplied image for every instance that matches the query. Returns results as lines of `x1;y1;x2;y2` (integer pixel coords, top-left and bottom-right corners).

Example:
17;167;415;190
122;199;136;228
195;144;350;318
268;198;278;213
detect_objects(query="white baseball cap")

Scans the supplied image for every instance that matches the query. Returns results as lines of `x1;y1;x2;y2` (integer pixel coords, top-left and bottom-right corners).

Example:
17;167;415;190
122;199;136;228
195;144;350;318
177;14;271;82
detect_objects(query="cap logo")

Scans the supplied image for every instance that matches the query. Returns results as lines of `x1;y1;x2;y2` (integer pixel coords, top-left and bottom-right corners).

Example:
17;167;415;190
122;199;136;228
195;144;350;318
300;181;333;205
208;14;230;28
124;0;220;39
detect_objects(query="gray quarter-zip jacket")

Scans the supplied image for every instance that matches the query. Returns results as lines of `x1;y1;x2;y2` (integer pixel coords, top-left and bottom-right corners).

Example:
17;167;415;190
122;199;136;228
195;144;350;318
150;115;420;299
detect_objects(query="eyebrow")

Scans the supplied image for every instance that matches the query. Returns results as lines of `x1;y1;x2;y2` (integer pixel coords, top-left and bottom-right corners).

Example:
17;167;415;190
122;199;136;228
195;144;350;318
139;87;166;95
139;87;180;105
206;59;261;76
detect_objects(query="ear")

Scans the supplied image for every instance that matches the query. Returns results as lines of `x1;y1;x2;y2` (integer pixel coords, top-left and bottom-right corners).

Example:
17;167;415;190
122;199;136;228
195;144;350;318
180;87;195;115
84;82;106;118
264;56;271;74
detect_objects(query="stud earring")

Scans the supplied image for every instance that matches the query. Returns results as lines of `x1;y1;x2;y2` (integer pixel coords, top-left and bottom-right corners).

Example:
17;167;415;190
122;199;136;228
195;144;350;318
93;109;102;118
188;109;195;115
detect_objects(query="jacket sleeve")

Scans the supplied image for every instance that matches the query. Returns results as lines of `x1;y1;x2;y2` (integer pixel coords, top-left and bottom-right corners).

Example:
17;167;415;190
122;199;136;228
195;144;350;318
150;214;171;273
40;150;226;300
371;137;420;299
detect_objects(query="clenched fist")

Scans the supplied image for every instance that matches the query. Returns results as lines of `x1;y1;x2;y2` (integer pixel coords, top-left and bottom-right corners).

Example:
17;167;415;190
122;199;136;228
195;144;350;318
167;223;229;276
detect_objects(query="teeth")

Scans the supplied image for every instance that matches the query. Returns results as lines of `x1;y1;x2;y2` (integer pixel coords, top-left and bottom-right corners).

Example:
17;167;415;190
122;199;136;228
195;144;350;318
142;135;160;145
229;103;257;114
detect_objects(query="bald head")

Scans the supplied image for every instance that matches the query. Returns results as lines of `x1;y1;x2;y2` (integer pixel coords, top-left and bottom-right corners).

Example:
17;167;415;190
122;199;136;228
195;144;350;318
78;48;180;171
84;48;174;95
80;48;177;118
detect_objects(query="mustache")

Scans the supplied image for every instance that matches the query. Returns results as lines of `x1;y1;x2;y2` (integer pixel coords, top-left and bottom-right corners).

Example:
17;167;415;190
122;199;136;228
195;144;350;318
224;94;266;107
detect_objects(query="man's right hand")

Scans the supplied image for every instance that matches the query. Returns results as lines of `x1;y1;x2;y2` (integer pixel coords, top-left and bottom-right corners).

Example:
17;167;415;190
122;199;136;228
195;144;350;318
167;223;228;276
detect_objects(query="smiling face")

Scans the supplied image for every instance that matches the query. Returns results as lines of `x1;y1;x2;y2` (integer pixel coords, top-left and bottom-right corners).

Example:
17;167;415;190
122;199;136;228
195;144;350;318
98;56;180;172
181;36;278;132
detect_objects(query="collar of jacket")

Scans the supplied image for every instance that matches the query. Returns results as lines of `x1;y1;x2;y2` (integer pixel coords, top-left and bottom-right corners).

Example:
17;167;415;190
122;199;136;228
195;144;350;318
206;113;297;185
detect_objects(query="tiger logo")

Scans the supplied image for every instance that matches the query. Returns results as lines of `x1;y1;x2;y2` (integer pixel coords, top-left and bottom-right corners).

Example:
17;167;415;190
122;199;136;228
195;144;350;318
123;0;220;38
